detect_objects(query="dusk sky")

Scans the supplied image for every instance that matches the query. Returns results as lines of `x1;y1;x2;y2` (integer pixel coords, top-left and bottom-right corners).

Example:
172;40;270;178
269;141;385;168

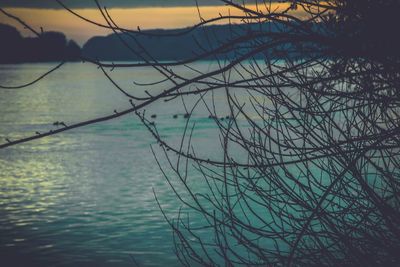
0;0;295;45
0;0;252;8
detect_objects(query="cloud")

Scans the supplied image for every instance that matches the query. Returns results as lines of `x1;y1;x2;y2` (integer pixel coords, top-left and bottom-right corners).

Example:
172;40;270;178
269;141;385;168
0;0;259;9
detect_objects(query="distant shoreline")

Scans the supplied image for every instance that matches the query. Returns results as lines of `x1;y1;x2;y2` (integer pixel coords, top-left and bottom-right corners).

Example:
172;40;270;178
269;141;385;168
1;22;306;64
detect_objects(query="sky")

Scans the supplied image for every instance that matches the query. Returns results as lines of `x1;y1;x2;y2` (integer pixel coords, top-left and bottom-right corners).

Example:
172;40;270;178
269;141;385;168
2;0;255;8
0;1;295;45
0;0;238;8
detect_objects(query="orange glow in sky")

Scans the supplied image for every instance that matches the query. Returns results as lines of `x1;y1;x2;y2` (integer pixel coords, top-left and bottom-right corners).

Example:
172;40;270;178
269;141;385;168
0;3;305;45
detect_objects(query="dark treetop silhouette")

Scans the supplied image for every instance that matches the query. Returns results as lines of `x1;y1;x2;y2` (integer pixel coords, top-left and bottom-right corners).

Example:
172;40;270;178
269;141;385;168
0;0;399;266
0;24;81;63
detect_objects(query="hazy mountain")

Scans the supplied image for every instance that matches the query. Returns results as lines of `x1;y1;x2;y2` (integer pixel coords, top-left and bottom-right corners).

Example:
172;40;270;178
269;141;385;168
82;23;290;62
0;22;309;63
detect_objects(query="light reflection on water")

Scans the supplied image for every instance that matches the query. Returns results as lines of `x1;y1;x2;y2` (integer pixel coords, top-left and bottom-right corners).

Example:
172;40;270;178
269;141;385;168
0;62;230;266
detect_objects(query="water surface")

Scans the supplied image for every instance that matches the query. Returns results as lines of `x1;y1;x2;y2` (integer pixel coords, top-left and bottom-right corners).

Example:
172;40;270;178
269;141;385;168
0;62;232;266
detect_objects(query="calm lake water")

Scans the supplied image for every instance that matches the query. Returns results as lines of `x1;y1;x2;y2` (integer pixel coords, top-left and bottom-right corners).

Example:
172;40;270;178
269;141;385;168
0;62;242;266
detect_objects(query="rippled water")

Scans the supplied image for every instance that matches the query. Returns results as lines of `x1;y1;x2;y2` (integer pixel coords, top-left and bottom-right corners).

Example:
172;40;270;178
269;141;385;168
0;62;235;266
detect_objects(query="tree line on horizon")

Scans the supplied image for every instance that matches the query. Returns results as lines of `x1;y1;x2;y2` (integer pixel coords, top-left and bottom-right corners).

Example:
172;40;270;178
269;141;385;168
0;23;80;63
1;22;316;63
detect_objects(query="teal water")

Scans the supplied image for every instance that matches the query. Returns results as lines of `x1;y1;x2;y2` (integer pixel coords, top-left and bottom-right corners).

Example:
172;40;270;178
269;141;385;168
0;62;236;266
0;62;375;266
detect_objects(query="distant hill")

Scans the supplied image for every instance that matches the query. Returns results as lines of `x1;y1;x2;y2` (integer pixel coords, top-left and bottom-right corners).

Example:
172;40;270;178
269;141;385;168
0;23;313;64
0;24;81;63
82;23;293;62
